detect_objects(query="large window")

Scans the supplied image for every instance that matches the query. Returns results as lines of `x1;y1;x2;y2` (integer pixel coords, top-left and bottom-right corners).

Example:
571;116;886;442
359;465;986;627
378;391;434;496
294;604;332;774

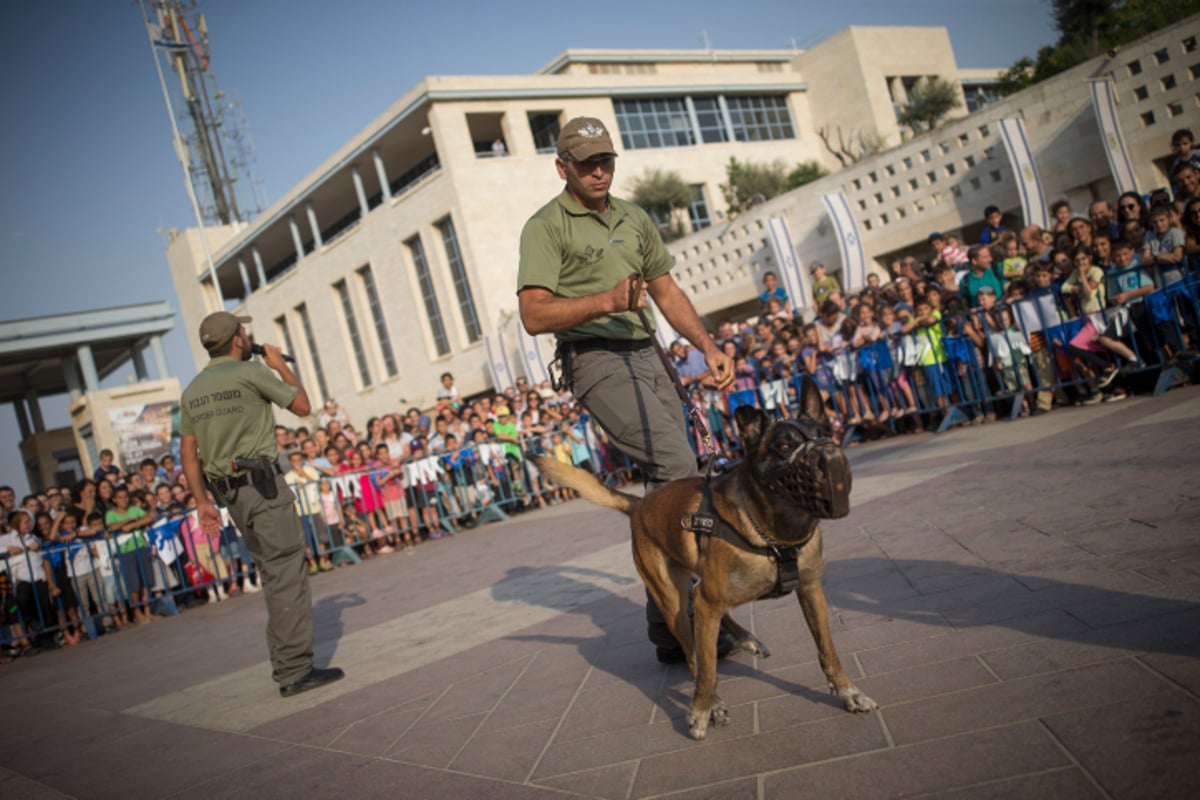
528;112;561;154
334;279;372;388
613;94;794;150
613;98;694;150
357;264;397;378
295;303;330;401
688;185;712;231
407;235;451;356
436;217;482;343
724;95;795;141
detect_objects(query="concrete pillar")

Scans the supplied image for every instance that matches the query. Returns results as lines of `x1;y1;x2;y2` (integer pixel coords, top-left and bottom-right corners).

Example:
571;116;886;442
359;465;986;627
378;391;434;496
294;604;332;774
352;166;369;219
25;391;45;433
149;335;170;379
238;258;253;295
289;217;305;261
63;358;83;403
252;247;268;285
373;149;391;201
684;96;702;144
14;401;31;441
77;344;100;393
306;203;323;248
132;347;149;380
716;95;735;142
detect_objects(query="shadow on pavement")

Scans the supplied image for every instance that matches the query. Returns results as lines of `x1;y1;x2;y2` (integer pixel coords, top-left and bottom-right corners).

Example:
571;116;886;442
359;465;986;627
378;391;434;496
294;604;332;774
312;592;367;664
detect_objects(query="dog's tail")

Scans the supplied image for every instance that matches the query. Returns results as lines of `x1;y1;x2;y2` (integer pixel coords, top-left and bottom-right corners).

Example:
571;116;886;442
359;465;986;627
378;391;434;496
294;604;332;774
532;455;639;516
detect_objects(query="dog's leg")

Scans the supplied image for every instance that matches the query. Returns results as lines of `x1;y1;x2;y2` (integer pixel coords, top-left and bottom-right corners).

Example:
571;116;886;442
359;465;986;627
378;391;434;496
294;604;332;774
796;571;877;713
686;592;729;740
720;615;771;659
633;546;695;671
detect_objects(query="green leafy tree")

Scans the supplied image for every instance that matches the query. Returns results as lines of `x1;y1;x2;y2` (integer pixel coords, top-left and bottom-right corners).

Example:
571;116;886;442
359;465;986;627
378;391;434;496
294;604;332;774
896;77;963;136
720;158;790;217
997;0;1200;96
630;168;692;240
785;160;829;190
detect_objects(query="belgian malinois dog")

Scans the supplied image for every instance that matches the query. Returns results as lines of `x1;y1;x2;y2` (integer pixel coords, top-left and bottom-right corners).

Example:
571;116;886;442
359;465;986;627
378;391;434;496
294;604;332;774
534;376;876;739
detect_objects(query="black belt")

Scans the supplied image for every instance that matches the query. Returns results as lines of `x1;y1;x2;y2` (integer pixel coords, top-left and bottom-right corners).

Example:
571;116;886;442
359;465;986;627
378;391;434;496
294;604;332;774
569;337;653;355
208;463;281;495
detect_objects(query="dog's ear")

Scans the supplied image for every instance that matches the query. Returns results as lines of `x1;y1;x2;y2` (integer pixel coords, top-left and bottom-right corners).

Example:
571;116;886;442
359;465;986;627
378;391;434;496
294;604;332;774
799;374;828;424
734;405;770;452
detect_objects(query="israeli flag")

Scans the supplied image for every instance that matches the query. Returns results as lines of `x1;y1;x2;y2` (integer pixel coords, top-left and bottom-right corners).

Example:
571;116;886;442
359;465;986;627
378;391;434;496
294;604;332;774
766;216;809;311
517;324;552;387
821;193;868;291
998;117;1049;230
484;333;517;393
1089;79;1139;196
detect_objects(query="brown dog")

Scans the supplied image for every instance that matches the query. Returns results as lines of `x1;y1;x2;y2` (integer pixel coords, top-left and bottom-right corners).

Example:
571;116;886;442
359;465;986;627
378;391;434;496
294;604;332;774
534;377;876;739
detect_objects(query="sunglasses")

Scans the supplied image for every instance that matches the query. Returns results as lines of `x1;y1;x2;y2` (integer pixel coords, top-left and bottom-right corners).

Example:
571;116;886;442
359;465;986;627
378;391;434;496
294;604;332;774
1121;203;1139;209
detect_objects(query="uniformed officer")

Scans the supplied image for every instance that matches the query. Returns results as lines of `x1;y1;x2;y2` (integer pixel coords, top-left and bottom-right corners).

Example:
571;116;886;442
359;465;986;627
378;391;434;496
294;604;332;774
179;311;344;698
517;117;736;662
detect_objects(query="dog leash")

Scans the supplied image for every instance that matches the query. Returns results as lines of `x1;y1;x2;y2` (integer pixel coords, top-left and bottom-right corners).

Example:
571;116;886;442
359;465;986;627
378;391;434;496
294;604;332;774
628;274;720;472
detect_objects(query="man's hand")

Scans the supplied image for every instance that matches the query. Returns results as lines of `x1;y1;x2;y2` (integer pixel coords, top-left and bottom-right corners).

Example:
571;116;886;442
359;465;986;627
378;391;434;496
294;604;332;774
259;343;288;372
196;500;222;537
704;348;735;391
610;274;647;314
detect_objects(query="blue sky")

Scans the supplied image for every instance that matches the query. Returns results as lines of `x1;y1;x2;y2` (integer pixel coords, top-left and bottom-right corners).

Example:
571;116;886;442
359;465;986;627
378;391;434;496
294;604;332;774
0;0;1058;495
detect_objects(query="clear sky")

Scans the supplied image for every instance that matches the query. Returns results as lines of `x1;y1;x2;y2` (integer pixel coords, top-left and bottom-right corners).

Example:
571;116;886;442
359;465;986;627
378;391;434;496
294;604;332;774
0;0;1059;496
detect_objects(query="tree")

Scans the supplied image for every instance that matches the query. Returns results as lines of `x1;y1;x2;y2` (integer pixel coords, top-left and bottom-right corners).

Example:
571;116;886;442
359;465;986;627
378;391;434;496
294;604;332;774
630;168;692;240
785;160;829;190
997;0;1200;96
817;125;888;167
896;77;963;136
719;158;790;218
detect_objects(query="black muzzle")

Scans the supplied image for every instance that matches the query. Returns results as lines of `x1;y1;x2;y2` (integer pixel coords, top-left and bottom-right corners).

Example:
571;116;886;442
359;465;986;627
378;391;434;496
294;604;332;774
768;439;852;519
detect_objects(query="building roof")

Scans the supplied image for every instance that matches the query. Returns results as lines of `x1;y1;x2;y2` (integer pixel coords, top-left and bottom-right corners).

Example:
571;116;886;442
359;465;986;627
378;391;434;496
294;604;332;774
536;48;800;74
0;301;175;403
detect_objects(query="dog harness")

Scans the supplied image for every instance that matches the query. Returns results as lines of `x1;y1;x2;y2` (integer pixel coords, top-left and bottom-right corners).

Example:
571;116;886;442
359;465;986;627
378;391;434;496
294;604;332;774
679;478;813;600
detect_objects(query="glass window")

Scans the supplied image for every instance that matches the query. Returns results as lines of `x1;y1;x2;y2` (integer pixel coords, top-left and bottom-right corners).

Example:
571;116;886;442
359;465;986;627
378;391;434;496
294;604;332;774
334;279;372;388
528;112;561;154
295;303;329;402
613;98;694;149
436;217;482;343
724;95;795;142
688;185;712;231
357;265;397;378
407;235;451;356
692;97;727;143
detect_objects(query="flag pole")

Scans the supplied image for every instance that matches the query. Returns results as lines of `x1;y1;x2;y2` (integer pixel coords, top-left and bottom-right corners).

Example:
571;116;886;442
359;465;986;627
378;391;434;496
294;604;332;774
139;0;226;310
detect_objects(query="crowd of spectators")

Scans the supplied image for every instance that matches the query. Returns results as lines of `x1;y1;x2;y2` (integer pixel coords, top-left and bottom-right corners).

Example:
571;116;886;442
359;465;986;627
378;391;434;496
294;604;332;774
2;129;1197;666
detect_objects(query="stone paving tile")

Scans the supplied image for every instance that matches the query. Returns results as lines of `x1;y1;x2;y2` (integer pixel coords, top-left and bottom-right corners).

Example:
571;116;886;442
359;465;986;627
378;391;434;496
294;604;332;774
0;766;69;800
324;706;426;757
851;655;998;707
422;655;534;723
1042;693;1200;800
532;711;756;782
1138;641;1200;695
628;713;887;797
20;719;289;799
553;676;664;743
643;776;759;799
533;760;640;799
883;659;1173;745
449;718;557;783
385;711;488;768
918;767;1104;799
246;686;437;747
761;722;1068;799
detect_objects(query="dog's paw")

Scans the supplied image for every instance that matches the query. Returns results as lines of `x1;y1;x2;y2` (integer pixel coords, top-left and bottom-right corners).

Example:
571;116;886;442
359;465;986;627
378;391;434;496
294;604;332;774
836;686;878;713
687;707;711;740
711;696;730;727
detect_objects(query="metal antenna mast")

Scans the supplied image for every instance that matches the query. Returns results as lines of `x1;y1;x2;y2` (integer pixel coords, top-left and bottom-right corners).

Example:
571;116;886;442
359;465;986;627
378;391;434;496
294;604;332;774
143;0;264;226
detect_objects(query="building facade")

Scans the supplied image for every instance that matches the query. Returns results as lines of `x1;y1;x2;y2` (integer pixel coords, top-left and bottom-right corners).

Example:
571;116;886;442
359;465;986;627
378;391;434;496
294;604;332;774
167;26;1004;424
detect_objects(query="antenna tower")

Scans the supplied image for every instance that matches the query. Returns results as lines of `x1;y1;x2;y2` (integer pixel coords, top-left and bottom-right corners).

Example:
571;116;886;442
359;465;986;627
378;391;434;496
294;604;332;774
145;0;265;225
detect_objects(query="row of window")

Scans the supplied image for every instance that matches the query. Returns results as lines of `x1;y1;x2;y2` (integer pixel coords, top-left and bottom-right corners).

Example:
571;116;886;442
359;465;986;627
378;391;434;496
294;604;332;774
272;217;480;396
612;94;795;150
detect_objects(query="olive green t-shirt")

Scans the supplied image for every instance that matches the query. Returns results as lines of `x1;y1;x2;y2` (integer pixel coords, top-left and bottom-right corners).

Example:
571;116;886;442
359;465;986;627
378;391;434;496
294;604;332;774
517;189;673;342
179;356;298;479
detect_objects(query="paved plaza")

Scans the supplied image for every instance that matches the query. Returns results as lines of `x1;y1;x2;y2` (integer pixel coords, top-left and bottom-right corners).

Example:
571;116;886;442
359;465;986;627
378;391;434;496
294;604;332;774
2;386;1198;799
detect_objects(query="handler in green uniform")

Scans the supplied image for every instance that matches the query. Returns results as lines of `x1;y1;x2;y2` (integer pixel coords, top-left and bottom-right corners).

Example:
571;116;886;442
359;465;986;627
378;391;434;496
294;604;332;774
179;311;344;698
517;117;736;662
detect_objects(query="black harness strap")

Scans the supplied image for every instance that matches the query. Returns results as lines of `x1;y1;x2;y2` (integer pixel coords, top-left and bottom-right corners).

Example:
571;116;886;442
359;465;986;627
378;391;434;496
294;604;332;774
679;479;806;600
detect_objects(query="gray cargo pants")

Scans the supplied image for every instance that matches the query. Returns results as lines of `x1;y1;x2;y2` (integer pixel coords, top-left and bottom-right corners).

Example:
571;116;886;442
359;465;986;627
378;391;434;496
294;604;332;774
222;473;314;685
570;345;699;651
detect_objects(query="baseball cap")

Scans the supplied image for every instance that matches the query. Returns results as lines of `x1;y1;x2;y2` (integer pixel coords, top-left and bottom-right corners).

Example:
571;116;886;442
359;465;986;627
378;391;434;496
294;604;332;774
557;117;618;162
199;311;251;351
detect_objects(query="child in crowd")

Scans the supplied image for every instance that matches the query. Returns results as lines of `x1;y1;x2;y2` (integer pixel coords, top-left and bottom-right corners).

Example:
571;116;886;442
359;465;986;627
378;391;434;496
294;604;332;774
998;234;1027;283
1050;199;1072;233
286;451;332;574
339;500;373;558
